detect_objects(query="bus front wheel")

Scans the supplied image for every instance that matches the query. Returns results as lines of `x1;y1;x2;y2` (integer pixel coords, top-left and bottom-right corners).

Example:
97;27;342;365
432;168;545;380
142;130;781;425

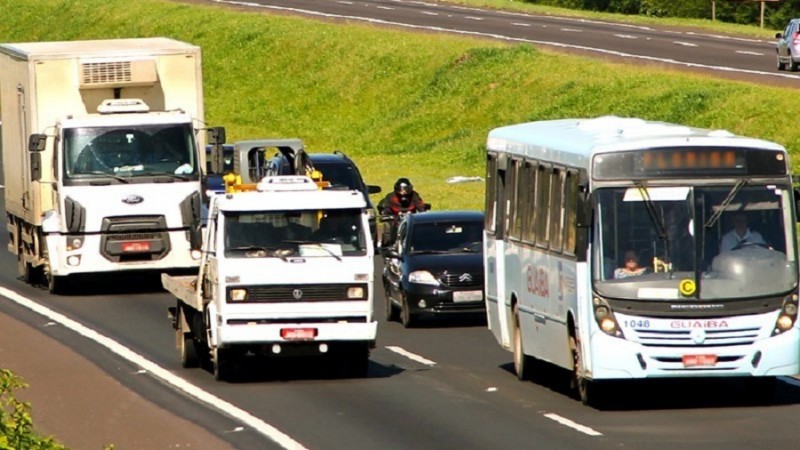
513;306;532;381
570;335;592;405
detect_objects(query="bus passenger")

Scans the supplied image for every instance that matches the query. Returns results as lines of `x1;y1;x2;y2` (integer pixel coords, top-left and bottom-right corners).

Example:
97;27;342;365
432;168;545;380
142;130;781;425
614;250;647;279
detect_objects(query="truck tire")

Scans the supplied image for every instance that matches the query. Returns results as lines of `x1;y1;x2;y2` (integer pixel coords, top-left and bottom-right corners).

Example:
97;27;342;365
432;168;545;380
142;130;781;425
17;253;32;284
213;347;232;382
180;332;200;368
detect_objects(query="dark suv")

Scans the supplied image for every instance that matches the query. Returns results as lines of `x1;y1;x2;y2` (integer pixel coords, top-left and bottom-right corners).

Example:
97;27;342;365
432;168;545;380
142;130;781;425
265;150;382;244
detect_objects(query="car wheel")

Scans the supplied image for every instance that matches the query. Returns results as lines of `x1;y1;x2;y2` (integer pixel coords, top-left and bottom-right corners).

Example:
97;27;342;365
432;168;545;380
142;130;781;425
400;294;415;328
777;54;786;71
790;53;799;71
384;287;399;322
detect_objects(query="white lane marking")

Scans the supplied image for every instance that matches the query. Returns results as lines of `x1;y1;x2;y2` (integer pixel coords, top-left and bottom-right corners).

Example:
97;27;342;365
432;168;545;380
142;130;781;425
464;16;483;21
512;22;531;27
386;345;437;366
337;1;354;4
674;41;698;47
0;285;308;450
210;1;800;80
377;6;395;10
543;413;603;436
560;28;582;32
737;50;765;56
614;34;638;39
421;11;438;16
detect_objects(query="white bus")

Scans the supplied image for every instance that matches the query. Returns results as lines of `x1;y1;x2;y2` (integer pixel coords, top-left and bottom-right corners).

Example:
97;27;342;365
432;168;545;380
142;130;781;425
483;116;800;405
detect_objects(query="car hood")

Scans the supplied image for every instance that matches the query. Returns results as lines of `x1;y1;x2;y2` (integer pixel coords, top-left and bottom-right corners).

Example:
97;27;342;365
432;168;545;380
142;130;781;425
403;252;483;274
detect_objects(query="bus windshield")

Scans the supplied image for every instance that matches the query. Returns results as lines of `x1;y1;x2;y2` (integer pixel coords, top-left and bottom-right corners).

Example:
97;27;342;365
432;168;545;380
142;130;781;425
593;182;798;300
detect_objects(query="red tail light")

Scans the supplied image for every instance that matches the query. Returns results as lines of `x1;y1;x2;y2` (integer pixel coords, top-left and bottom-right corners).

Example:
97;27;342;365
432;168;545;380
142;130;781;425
793;32;800;45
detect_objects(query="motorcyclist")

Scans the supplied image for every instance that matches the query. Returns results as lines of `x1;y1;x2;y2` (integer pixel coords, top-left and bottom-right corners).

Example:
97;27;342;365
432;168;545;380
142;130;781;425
378;178;427;247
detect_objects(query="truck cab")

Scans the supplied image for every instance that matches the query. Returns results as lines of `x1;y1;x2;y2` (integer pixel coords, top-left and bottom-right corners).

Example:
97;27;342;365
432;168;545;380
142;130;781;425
168;175;377;380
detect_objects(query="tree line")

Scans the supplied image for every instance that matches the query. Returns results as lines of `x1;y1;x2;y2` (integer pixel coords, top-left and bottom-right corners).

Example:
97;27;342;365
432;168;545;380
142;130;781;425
523;0;799;29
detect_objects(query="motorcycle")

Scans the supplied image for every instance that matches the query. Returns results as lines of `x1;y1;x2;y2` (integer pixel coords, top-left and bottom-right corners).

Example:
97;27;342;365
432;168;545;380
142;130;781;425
377;203;431;251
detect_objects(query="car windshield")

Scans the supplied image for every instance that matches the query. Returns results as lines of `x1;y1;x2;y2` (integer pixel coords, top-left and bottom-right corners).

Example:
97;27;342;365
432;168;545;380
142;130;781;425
222;208;367;258
313;161;362;191
593;183;798;300
410;221;483;254
63;124;197;183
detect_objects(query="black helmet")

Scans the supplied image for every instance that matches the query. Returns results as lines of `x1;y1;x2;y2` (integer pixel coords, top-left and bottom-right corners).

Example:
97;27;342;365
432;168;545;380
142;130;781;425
394;178;413;196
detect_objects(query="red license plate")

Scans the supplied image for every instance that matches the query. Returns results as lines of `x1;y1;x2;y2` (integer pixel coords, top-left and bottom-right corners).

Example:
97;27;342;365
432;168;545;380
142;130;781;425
281;328;318;340
682;354;718;367
121;241;151;252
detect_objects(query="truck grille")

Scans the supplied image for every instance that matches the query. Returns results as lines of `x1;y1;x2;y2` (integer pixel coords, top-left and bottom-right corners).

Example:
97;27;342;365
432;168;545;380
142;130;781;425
230;284;368;303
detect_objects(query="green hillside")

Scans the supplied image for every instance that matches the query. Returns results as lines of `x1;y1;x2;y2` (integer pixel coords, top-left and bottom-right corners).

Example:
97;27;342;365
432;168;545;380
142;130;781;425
1;0;798;211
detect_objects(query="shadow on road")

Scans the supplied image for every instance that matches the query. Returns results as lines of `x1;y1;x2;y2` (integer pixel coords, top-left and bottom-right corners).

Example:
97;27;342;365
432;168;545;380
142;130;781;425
500;360;800;411
204;355;405;384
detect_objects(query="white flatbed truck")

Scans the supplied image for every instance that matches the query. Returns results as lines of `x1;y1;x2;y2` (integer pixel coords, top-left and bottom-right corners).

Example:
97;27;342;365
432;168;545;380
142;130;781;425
163;175;377;380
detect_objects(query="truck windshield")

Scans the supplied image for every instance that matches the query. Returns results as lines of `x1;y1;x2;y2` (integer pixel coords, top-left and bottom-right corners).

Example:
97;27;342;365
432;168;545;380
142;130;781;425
63;124;197;183
593;183;798;300
223;208;367;258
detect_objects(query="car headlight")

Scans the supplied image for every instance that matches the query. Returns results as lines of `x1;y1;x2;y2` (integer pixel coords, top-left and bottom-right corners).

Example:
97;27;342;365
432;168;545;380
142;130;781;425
408;270;438;285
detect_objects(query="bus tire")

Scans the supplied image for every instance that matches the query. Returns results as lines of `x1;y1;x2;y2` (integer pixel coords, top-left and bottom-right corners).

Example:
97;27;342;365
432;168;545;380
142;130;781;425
513;306;532;381
570;335;602;406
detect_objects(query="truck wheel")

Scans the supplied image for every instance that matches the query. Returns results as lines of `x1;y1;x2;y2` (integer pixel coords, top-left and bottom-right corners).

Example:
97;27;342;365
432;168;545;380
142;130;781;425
43;263;70;295
17;253;32;283
512;306;532;381
213;348;232;382
180;332;200;368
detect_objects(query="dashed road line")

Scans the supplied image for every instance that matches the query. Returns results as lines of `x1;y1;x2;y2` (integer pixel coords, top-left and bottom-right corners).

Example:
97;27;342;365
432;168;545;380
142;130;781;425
386;345;437;366
543;413;603;436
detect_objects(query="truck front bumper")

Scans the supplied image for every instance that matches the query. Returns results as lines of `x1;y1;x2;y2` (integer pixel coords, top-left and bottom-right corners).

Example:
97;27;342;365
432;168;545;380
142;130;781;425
215;320;378;347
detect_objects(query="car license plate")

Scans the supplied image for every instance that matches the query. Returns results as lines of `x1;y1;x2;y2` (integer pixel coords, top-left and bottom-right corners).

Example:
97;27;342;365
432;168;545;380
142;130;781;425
121;241;150;252
453;290;483;302
281;328;318;340
682;354;717;367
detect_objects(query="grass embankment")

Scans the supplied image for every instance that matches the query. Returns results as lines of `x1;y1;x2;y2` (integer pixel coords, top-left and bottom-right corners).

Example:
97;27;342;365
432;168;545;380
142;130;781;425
1;0;798;212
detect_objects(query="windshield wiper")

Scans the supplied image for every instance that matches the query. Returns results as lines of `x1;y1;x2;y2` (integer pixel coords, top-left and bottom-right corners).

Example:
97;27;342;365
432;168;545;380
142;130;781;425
228;245;290;261
284;240;342;261
704;178;749;229
411;249;450;255
87;171;130;184
634;181;671;266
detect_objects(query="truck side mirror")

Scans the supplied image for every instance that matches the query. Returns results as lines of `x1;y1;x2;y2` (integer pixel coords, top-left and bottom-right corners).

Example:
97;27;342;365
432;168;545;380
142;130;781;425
28;134;46;152
30;152;42;181
207;127;226;145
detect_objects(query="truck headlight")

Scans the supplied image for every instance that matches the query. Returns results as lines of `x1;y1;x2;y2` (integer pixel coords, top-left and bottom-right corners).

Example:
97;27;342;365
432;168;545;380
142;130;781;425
229;289;248;302
347;286;365;299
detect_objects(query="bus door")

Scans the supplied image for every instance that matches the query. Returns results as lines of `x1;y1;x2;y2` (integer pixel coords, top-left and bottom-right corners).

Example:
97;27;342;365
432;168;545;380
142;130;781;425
486;152;511;348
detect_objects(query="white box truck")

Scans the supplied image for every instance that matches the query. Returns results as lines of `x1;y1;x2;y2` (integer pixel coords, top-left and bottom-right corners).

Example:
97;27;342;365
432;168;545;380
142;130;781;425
0;37;225;293
163;175;377;381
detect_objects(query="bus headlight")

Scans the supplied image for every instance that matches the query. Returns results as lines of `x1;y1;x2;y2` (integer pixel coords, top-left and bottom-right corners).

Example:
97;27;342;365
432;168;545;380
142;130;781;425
347;286;365;299
593;297;624;338
773;294;798;335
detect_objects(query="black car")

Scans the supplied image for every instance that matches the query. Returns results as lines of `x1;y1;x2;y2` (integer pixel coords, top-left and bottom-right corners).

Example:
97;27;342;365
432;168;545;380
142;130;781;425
265;150;382;245
381;210;485;328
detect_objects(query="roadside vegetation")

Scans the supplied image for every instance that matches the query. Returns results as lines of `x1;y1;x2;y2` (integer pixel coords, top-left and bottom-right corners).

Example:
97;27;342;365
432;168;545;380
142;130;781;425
0;0;798;444
1;1;798;209
0;370;65;449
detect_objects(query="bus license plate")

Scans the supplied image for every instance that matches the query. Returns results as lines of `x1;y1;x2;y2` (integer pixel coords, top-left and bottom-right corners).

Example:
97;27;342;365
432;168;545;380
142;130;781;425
682;354;718;367
121;241;150;252
281;328;318;340
453;290;483;302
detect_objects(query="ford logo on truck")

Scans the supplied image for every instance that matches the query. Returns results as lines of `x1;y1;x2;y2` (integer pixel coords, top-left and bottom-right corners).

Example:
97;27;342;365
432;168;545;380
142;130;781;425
122;194;144;205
